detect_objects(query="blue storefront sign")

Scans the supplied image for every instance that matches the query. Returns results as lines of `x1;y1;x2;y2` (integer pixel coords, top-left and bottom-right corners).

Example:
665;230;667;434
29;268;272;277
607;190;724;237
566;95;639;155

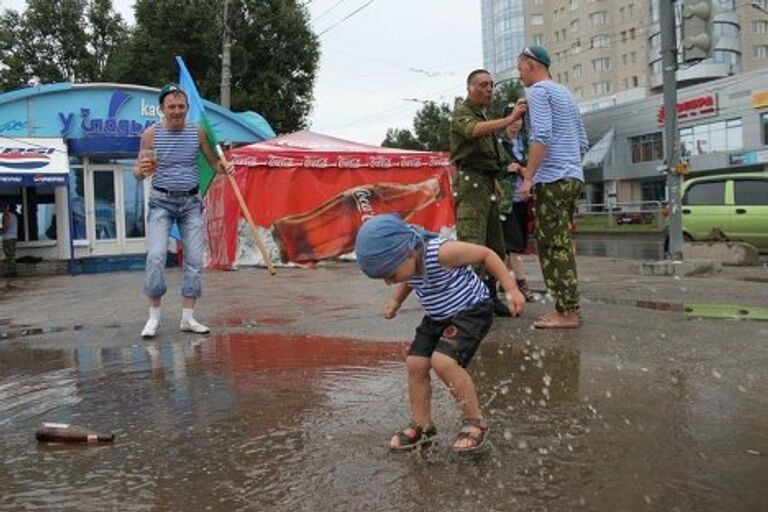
0;82;275;157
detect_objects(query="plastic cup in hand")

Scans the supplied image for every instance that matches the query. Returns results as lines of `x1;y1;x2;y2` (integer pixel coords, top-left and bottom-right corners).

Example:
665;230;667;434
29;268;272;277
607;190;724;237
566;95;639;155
140;149;157;177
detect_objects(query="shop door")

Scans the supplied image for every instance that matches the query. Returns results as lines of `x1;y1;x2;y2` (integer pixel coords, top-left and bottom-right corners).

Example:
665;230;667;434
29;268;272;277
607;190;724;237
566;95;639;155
87;166;146;255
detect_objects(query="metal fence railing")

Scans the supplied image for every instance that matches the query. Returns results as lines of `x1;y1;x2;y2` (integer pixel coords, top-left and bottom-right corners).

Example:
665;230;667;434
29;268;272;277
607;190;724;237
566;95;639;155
575;201;666;232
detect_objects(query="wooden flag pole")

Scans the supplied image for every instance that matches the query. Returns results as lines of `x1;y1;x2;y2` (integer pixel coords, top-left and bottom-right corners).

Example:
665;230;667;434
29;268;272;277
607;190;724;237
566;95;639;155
217;147;277;275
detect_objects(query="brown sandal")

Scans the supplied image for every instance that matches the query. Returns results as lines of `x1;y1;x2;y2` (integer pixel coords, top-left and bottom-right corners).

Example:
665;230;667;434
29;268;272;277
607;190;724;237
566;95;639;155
451;418;489;453
390;422;437;452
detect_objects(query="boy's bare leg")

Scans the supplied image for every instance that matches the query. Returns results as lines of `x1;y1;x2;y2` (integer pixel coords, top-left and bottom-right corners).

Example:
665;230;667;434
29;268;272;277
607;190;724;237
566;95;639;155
430;352;483;449
390;355;432;448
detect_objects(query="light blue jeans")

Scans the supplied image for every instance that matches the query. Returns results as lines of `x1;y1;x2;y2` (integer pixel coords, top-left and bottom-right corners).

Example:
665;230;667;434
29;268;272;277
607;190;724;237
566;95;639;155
143;190;204;299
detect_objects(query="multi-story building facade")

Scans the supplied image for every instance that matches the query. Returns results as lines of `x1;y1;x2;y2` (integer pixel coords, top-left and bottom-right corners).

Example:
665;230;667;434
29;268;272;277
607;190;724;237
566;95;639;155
481;0;768;204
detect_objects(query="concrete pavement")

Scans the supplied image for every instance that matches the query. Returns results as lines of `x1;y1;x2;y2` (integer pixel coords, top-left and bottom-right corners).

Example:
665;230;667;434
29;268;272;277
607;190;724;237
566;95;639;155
2;255;768;511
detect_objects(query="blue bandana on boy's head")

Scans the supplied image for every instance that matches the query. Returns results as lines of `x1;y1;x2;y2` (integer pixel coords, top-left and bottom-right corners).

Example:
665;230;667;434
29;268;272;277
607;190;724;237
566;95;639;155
354;214;436;279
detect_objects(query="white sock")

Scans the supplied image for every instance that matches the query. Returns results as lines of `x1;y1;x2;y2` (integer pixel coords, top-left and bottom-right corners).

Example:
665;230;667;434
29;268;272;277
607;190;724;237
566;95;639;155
182;308;194;322
149;307;161;321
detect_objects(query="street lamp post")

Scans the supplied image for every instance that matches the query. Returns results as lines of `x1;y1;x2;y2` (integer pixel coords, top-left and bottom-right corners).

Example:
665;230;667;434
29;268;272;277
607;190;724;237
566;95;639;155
220;0;232;109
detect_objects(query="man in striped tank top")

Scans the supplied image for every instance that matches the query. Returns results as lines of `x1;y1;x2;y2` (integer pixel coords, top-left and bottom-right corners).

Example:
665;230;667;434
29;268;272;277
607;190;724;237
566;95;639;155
517;46;588;329
355;214;526;454
134;84;233;338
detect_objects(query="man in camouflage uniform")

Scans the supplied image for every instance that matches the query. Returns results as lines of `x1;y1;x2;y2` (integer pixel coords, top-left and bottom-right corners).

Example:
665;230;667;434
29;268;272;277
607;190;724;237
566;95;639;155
450;69;527;316
516;46;587;329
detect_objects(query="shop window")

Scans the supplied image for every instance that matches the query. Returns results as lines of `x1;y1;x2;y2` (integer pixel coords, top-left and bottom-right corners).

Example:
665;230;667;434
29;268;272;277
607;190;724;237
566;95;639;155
0;187;56;242
679;118;742;156
69;168;87;240
641;180;666;202
630;132;663;163
726;118;742;150
123;172;145;239
94;170;116;240
761;112;768;145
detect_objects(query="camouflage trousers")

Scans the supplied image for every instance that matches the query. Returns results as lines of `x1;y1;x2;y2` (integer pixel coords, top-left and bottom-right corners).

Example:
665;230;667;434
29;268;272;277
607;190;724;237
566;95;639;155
533;179;582;313
453;170;506;279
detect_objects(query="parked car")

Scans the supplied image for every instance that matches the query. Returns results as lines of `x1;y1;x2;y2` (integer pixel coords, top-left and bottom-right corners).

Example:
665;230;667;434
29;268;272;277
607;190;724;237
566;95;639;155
680;171;768;252
614;211;654;225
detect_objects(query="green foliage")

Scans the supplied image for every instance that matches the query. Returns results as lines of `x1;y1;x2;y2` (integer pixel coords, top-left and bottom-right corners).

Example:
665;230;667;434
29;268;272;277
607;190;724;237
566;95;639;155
1;0;319;135
109;0;319;134
382;128;424;150
0;0;127;90
413;101;452;152
228;0;320;134
488;79;525;119
381;79;524;151
0;10;29;91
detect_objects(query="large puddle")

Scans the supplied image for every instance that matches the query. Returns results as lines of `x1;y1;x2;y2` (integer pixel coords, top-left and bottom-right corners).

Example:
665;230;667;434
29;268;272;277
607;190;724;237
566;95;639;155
1;332;767;511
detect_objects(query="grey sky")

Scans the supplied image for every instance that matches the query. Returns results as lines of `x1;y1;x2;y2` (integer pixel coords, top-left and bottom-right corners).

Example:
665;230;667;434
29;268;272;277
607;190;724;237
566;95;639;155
0;0;482;145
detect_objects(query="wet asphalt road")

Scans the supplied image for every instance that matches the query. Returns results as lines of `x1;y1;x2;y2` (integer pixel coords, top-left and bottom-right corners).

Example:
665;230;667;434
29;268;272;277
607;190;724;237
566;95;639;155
1;255;767;512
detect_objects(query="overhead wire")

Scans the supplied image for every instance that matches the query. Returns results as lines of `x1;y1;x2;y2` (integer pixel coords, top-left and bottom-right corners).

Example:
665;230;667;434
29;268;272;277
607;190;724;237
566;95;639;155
312;0;347;22
316;0;375;36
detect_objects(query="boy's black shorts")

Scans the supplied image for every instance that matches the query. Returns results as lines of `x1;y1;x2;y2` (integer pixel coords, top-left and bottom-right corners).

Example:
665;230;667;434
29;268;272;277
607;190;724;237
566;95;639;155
408;299;494;368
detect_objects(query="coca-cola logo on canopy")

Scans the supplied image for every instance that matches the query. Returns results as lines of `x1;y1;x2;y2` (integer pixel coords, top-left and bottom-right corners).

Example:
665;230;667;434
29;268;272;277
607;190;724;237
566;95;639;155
369;156;396;168
268;155;299;167
338;157;363;168
230;156;264;167
399;157;423;168
304;157;330;168
429;156;450;166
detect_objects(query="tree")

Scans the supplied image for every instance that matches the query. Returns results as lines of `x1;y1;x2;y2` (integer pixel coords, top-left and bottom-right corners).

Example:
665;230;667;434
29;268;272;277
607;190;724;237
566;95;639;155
382;128;424;150
0;10;29;91
413;101;452;152
0;0;127;90
488;79;525;119
110;0;319;135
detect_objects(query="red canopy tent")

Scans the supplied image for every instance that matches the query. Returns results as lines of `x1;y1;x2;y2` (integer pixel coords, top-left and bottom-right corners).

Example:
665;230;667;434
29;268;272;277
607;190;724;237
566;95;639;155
205;131;456;270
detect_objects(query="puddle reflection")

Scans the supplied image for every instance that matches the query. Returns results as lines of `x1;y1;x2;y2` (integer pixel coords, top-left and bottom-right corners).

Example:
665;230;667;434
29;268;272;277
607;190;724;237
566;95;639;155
0;332;766;511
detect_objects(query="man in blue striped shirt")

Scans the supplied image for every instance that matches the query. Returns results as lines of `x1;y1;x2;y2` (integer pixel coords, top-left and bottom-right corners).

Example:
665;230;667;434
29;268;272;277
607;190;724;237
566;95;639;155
134;84;233;338
517;46;588;329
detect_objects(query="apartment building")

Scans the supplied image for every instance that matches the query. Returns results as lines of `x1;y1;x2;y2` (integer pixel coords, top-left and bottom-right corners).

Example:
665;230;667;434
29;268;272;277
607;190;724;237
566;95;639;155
482;0;768;109
481;0;768;204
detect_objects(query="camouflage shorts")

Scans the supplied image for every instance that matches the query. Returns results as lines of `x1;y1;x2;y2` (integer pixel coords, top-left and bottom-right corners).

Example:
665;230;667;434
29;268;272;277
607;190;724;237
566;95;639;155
533;178;582;312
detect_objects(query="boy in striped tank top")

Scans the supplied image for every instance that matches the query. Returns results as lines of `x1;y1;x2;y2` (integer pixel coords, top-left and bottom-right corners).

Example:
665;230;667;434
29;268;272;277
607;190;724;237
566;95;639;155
134;84;233;338
355;214;526;453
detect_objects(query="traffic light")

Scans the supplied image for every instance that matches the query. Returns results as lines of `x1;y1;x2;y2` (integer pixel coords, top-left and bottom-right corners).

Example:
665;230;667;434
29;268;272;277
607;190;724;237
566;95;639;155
682;0;714;62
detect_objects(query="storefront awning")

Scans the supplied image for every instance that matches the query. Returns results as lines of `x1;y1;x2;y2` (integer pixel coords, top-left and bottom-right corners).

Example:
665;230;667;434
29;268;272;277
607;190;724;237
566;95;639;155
583;128;614;171
0;137;69;187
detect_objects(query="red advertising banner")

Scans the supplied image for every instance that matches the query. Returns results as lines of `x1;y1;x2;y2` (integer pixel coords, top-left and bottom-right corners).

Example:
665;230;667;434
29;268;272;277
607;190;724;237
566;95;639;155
205;131;456;269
